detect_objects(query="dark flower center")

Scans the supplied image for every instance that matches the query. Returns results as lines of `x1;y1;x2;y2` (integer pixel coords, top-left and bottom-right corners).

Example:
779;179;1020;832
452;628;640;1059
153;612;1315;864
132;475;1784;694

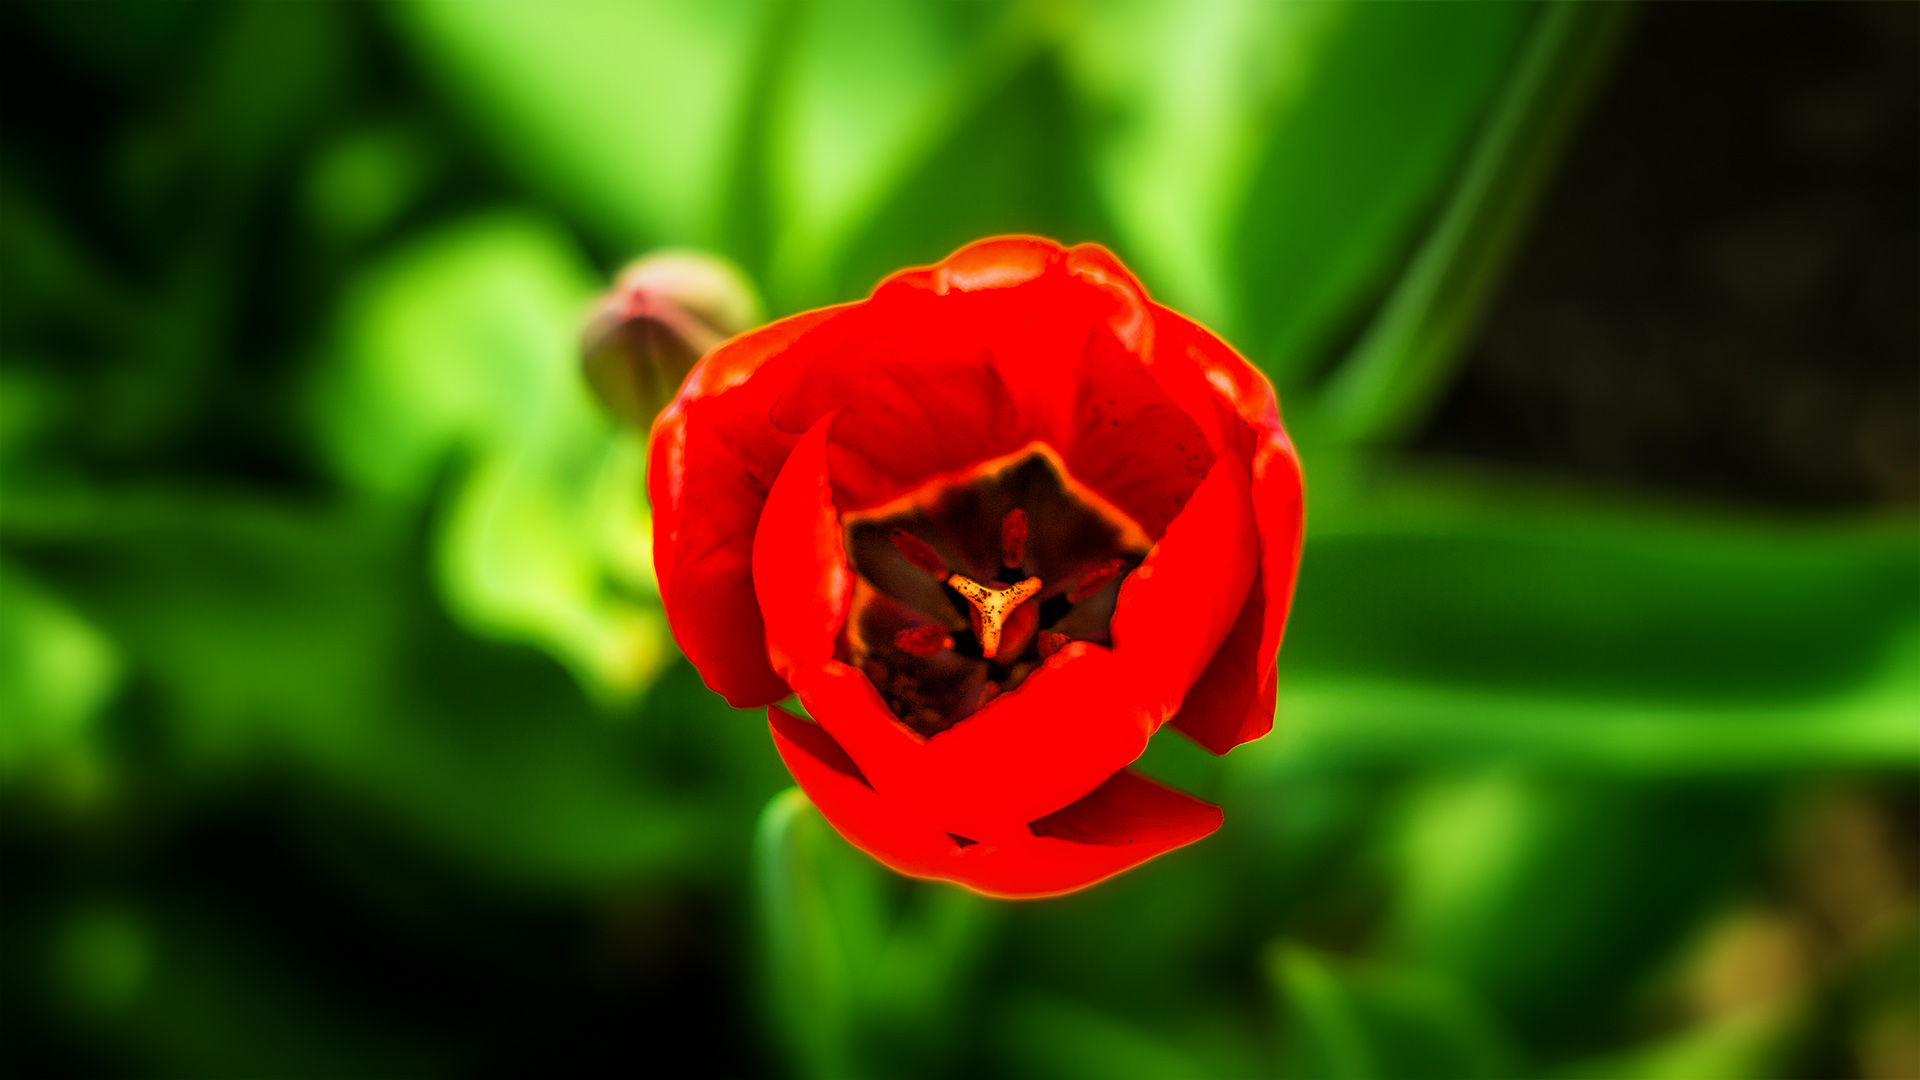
839;444;1148;737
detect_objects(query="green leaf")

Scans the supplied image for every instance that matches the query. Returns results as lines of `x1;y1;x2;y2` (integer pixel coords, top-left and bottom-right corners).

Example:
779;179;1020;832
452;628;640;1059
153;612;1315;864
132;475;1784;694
1374;771;1771;1051
1269;944;1515;1080
993;992;1228;1080
762;0;1035;307
829;48;1113;303
390;0;771;249
1061;0;1347;331
1063;1;1529;363
301;121;439;246
1554;1007;1801;1080
315;212;669;703
756;788;858;1080
12;495;760;890
1316;1;1633;445
1262;473;1920;771
0;558;120;787
185;0;350;185
754;787;993;1079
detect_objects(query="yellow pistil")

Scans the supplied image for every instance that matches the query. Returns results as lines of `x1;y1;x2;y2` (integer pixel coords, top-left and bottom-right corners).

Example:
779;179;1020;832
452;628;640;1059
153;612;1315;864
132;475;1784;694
947;574;1041;659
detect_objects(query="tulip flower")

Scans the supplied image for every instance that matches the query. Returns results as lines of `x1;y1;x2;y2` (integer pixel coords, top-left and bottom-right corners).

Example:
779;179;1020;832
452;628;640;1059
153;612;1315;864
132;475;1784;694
650;237;1304;897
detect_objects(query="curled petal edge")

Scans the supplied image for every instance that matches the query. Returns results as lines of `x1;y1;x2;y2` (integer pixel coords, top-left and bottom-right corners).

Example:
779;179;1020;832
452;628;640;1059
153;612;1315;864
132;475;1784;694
791;649;1157;843
1150;307;1307;754
648;306;848;707
752;412;851;679
1110;455;1260;726
770;706;1222;899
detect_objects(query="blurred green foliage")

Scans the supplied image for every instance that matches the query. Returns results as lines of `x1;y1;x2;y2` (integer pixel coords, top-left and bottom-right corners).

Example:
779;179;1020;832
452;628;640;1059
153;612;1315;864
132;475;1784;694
1;1;1914;1078
316;212;669;700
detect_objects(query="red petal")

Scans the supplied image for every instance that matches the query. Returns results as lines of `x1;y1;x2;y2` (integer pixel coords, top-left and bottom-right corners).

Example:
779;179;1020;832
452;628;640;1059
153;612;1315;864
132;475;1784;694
1241;434;1306;722
767;300;1028;513
958;651;1160;836
916;642;1158;838
1167;569;1274;754
1060;243;1153;352
771;706;1222;899
753;414;853;679
950;769;1221;898
899;235;1058;296
789;658;931;794
768;703;869;786
651;306;845;591
1151;307;1306;753
790;643;1155;841
1151;305;1286;437
832;238;1215;537
1109;456;1260;724
1026;768;1222;848
649;306;847;707
1055;330;1215;540
768;706;955;880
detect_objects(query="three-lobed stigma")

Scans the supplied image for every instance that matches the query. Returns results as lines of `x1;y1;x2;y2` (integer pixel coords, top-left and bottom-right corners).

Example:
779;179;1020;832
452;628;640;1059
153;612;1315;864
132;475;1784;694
946;574;1042;659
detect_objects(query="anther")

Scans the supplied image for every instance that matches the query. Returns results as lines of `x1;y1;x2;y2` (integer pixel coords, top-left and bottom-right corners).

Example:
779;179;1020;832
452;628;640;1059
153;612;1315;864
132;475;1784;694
1000;508;1027;568
1038;631;1070;659
1066;558;1126;604
946;574;1041;659
893;624;954;657
891;529;948;576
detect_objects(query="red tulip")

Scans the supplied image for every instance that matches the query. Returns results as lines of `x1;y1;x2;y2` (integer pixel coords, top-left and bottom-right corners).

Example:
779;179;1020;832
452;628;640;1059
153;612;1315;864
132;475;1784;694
649;237;1304;898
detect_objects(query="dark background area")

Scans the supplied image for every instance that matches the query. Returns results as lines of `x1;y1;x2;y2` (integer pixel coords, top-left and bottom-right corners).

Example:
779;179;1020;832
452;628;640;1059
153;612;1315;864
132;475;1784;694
1424;2;1918;510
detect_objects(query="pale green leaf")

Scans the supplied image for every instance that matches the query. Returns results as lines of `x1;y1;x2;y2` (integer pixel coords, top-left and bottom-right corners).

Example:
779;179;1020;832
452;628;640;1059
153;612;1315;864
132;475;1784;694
764;0;1034;307
1062;0;1347;330
315;212;669;702
0;558;120;784
390;0;770;248
1064;0;1529;366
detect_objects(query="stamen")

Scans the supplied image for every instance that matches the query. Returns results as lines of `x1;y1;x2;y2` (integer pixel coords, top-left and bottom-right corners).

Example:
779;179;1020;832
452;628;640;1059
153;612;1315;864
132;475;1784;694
978;680;1001;707
1038;631;1070;659
1000;508;1028;568
946;574;1042;659
893;624;954;657
1066;558;1126;604
891;528;948;576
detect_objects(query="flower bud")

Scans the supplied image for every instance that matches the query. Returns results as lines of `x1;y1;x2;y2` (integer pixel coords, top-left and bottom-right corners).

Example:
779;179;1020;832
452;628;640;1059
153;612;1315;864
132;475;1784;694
581;250;763;427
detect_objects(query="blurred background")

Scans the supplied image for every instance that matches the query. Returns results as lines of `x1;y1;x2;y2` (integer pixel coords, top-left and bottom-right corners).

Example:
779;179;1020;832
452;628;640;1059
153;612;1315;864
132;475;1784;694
1;1;1915;1077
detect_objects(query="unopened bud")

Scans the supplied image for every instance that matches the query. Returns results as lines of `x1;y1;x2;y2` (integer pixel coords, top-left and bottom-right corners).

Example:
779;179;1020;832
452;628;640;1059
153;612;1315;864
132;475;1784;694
582;250;763;427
